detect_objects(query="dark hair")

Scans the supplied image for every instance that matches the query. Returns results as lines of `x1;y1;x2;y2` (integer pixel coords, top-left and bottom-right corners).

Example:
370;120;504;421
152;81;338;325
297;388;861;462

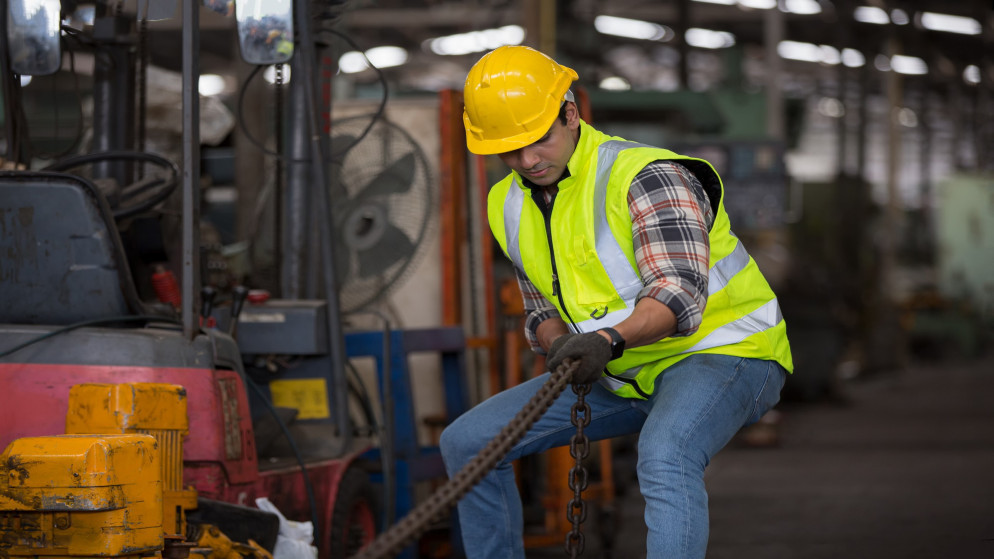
557;101;570;126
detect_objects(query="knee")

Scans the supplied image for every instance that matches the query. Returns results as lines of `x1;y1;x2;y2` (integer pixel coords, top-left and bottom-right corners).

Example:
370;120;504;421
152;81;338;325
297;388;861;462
636;437;707;482
439;417;482;470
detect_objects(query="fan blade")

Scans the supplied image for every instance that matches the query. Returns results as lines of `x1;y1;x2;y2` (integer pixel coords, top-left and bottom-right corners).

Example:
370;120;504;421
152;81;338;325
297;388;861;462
330;134;357;156
359;153;416;199
356;223;415;279
331;134;355;153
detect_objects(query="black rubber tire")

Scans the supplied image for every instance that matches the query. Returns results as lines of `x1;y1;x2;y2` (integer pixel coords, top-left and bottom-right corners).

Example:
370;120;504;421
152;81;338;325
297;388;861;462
328;466;379;557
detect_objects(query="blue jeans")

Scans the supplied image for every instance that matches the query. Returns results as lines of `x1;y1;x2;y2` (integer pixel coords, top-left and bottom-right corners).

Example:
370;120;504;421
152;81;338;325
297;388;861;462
439;354;786;559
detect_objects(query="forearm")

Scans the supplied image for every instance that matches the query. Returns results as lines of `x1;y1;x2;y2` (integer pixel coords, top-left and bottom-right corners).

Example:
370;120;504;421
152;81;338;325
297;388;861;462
516;267;565;354
594;297;677;348
535;316;570;352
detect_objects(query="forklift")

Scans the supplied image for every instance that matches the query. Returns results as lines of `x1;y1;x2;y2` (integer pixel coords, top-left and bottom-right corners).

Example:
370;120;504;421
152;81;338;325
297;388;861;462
0;1;449;557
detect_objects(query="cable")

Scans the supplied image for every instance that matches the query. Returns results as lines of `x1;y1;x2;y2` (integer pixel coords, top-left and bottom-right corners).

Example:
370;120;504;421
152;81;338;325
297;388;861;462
316;28;389;161
346;360;379;435
42;150;181;219
233;29;389;163
241;373;321;538
0;315;181;359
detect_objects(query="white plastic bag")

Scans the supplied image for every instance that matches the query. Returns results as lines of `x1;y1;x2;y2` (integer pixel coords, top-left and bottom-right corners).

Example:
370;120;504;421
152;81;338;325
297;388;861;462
256;497;318;559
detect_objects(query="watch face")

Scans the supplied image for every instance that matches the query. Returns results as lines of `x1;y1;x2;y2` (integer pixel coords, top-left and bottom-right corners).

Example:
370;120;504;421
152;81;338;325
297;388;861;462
602;328;625;360
611;340;625;360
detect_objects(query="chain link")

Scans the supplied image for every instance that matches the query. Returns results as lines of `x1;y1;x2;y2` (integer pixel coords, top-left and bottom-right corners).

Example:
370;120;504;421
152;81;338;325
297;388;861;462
350;360;580;559
565;382;592;558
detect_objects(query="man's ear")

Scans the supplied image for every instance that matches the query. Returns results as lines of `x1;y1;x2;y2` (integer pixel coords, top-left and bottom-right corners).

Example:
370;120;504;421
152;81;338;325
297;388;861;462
565;101;581;129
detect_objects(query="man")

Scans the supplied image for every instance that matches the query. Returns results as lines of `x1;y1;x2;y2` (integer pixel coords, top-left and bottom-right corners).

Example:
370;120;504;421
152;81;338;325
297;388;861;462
440;45;793;559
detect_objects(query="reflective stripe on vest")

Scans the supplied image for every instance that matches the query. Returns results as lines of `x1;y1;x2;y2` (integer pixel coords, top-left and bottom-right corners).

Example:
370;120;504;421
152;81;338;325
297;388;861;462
597;297;784;385
708;236;750;296
503;185;525;271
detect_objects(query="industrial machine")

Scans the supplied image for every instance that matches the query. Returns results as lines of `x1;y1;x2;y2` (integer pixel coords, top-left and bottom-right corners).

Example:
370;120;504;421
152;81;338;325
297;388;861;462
0;1;416;557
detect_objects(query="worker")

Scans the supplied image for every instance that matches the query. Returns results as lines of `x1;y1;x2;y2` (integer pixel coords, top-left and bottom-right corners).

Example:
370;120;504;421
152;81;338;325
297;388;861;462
439;45;793;559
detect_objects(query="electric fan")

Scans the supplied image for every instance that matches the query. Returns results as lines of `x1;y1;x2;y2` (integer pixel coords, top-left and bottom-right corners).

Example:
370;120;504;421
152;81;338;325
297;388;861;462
328;114;435;314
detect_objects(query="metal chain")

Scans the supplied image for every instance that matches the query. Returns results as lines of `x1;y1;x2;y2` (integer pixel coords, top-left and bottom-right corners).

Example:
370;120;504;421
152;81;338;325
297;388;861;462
566;382;592;558
349;360;581;559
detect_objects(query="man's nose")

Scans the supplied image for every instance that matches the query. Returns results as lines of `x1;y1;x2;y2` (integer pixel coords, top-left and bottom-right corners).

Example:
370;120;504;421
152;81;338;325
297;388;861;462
519;146;541;169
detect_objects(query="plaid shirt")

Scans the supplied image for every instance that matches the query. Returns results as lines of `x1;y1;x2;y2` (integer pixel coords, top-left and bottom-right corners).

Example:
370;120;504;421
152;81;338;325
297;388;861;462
516;161;714;353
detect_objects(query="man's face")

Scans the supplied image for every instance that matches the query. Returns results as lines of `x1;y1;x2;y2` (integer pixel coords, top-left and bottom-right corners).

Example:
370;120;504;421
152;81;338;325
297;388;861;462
497;102;580;187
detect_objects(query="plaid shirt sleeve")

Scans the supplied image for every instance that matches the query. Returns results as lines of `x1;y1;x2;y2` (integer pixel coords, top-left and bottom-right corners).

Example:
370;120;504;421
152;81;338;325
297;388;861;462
629;161;714;336
519;160;714;352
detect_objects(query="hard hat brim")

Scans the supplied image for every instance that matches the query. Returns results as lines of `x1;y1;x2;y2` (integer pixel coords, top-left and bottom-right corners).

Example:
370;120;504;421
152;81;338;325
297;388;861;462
465;118;560;156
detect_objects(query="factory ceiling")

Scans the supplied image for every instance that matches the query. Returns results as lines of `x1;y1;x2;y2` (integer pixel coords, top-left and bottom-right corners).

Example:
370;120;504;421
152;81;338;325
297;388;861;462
141;0;993;101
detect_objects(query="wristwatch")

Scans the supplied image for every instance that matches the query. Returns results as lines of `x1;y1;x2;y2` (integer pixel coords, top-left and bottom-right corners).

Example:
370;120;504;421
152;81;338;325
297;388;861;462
599;327;626;360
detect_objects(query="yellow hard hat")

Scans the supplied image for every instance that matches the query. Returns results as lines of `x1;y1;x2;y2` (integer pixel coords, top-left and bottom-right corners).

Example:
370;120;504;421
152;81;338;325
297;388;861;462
463;46;578;155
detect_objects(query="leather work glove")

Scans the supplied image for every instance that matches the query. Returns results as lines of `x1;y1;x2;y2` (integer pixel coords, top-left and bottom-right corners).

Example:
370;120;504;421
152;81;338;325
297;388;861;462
545;332;612;385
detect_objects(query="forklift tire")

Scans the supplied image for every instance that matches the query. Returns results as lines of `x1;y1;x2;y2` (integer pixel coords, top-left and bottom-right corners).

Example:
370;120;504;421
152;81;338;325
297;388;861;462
329;466;378;557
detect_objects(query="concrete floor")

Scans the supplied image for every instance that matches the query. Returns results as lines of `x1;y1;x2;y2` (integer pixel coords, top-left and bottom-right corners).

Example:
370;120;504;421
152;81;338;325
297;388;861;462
528;353;994;558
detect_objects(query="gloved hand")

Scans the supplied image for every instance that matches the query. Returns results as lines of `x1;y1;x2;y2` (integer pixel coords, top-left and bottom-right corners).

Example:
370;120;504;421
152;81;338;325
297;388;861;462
545;332;612;385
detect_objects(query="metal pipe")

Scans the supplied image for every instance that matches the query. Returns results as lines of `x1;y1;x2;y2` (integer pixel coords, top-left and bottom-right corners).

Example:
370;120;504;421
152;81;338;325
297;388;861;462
294;0;351;457
181;0;201;340
857;52;869;179
677;0;690;90
764;3;785;141
882;36;902;293
283;53;312;299
0;6;22;163
91;19;136;186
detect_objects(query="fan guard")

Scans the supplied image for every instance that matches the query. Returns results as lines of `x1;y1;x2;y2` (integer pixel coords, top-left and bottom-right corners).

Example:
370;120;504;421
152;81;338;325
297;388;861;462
328;114;435;314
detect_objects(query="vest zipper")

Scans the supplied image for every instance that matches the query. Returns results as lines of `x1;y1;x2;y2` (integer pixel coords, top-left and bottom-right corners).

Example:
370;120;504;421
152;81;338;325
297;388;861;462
533;188;577;329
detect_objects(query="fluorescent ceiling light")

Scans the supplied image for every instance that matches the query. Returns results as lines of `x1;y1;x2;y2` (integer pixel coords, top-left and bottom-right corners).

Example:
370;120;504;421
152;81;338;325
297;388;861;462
599;76;631;91
920;12;982;35
782;0;822;15
890;9;909;25
686;28;736;49
890;55;927;75
365;46;408;69
963;65;980;85
854;6;889;24
777;41;822;63
841;48;865;68
426;25;525;56
693;0;779;8
339;46;408;73
897;107;917;127
738;0;776;8
339;51;369;73
817;97;845;118
198;74;226;96
595;15;673;41
777;41;840;65
820;46;841;65
20;75;32;87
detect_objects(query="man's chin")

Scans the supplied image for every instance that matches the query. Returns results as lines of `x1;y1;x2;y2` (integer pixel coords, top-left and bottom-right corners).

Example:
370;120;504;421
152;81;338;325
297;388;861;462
526;170;558;185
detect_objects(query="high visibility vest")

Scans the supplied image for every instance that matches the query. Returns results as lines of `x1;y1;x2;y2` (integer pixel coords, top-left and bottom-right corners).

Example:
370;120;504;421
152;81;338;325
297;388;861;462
488;122;793;399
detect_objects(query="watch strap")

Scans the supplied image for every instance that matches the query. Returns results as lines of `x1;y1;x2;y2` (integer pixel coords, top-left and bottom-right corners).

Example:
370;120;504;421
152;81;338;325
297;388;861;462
599;327;625;360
